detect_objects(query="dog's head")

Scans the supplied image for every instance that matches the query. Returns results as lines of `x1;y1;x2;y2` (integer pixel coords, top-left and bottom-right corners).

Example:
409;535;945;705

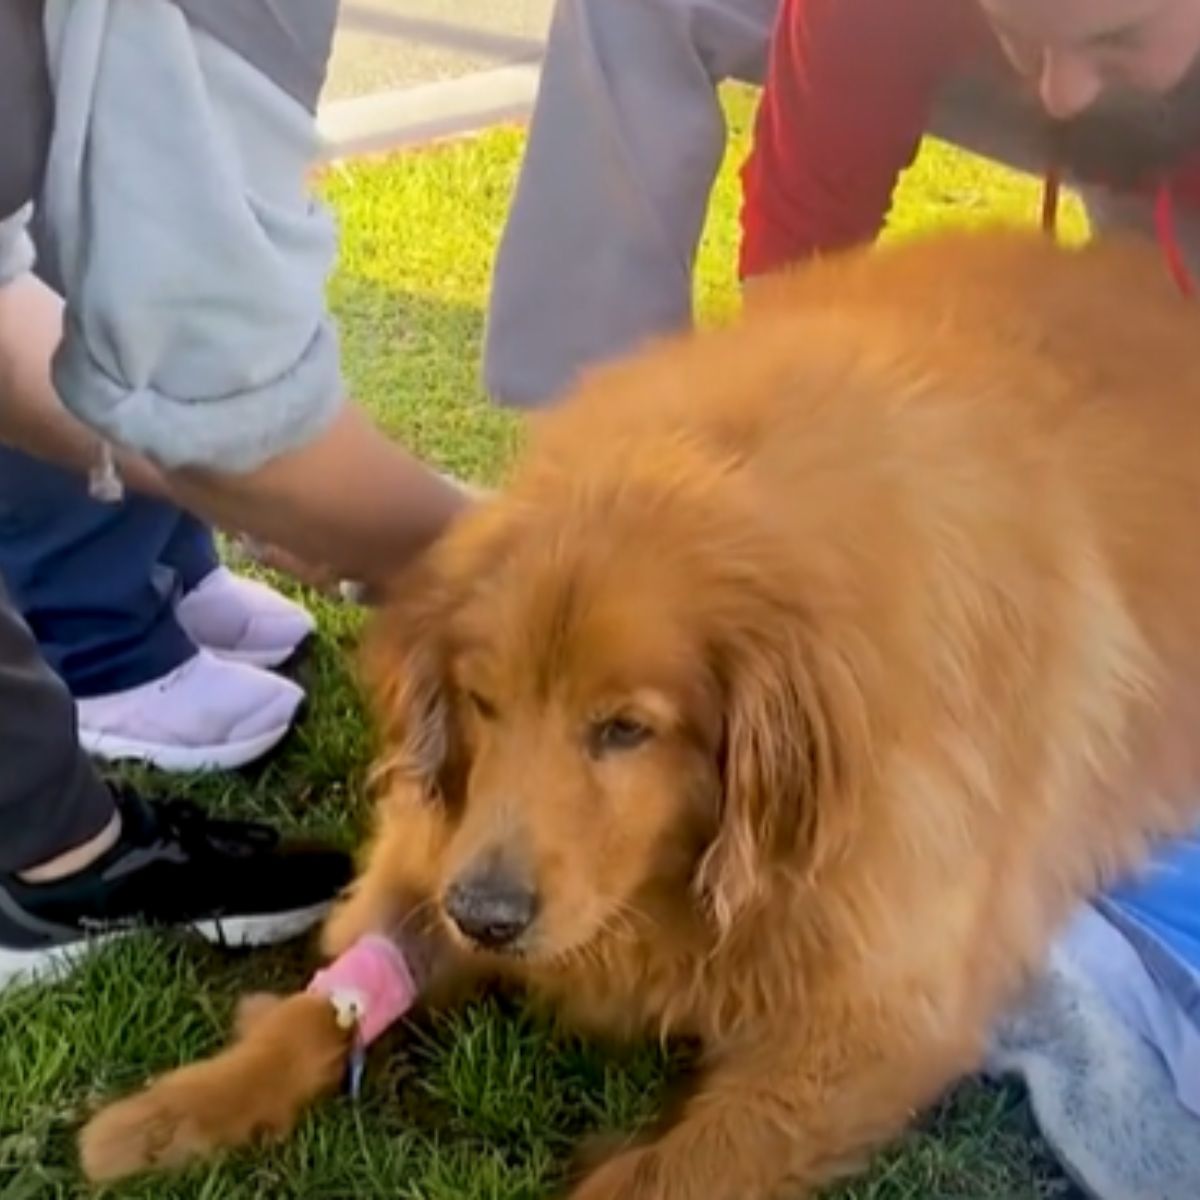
362;449;874;962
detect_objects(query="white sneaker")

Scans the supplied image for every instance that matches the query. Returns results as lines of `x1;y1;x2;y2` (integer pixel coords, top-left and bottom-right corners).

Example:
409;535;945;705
77;650;305;773
176;567;315;668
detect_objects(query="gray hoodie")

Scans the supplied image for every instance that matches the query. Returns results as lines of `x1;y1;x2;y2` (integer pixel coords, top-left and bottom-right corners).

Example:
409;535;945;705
0;0;344;474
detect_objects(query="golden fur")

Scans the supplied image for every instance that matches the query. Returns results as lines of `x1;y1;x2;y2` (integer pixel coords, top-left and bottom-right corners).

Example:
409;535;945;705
80;227;1200;1198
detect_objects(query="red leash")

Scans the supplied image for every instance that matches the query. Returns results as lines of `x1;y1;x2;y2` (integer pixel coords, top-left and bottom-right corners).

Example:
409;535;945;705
1155;185;1197;298
1040;168;1195;298
1041;168;1062;236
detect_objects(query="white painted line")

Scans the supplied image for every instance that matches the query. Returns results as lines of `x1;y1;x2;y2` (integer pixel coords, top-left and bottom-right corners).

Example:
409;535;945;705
317;61;543;160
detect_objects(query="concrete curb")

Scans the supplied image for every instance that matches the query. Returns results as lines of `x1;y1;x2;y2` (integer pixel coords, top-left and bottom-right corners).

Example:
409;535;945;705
317;60;543;160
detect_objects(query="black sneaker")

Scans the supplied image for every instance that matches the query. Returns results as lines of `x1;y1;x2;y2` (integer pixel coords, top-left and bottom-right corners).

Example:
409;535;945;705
0;787;352;991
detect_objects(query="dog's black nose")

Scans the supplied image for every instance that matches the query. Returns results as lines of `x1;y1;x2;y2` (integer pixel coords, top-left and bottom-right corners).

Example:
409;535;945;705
443;872;538;950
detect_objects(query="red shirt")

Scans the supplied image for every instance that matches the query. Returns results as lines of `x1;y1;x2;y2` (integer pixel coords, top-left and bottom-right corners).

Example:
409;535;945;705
739;0;1200;280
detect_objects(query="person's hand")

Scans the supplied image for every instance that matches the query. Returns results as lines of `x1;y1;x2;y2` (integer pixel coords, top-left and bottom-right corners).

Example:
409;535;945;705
231;537;342;594
165;406;479;600
224;535;382;604
235;474;490;603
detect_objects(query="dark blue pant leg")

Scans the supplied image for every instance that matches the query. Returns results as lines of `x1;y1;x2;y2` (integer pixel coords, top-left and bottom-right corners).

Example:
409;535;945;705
0;447;200;697
160;511;221;594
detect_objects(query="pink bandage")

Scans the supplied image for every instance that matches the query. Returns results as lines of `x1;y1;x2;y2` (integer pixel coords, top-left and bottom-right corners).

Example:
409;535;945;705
307;934;418;1046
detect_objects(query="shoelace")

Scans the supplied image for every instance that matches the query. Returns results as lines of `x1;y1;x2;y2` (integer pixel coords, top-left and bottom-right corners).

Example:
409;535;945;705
142;797;279;859
1154;185;1196;298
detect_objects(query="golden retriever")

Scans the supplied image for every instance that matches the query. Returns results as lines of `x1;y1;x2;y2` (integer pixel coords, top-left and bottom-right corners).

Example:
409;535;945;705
79;226;1200;1199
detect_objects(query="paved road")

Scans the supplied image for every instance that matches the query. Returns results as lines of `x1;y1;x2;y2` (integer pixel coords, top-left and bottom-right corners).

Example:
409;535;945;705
325;0;553;100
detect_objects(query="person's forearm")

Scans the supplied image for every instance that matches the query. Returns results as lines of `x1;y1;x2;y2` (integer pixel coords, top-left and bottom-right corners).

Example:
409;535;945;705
166;403;471;588
0;273;469;588
0;273;166;494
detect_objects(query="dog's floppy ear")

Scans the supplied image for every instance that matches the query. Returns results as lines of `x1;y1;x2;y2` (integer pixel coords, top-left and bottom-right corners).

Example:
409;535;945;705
696;623;872;932
358;501;520;807
359;561;464;807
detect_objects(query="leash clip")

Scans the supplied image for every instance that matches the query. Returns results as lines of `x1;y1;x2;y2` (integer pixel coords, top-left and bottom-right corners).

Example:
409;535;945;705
325;988;369;1101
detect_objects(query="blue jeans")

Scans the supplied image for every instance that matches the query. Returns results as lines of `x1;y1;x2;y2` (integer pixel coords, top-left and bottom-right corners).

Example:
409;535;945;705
0;446;218;697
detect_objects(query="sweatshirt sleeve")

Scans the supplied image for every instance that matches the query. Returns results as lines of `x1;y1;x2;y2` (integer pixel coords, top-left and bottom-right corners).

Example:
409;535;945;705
38;0;343;473
739;0;984;279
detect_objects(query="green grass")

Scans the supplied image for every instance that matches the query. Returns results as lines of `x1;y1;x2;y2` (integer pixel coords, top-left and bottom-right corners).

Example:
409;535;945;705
1;88;1088;1199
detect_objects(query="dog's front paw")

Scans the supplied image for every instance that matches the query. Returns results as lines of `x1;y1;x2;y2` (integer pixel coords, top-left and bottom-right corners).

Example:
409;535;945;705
78;1058;288;1183
79;993;347;1183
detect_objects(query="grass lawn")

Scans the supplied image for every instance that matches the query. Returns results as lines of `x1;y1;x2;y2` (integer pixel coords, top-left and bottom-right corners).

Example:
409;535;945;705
1;89;1089;1199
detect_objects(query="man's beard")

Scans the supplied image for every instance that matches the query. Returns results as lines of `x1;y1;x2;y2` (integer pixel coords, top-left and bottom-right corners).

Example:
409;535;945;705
1044;62;1200;187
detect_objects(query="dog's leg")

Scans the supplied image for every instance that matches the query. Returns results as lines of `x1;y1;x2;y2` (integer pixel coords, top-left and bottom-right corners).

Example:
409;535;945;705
78;793;473;1184
567;1023;973;1200
323;788;455;957
321;792;483;1006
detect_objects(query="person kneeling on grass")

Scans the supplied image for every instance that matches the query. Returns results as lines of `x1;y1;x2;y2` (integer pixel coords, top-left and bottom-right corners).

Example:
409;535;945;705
0;0;473;990
484;0;1200;409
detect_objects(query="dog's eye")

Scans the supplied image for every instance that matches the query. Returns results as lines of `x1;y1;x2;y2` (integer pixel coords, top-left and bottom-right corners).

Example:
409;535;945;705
466;690;498;720
587;716;653;758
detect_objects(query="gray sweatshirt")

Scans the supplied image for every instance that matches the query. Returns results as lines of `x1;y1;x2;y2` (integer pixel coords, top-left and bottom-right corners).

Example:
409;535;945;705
0;0;344;474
